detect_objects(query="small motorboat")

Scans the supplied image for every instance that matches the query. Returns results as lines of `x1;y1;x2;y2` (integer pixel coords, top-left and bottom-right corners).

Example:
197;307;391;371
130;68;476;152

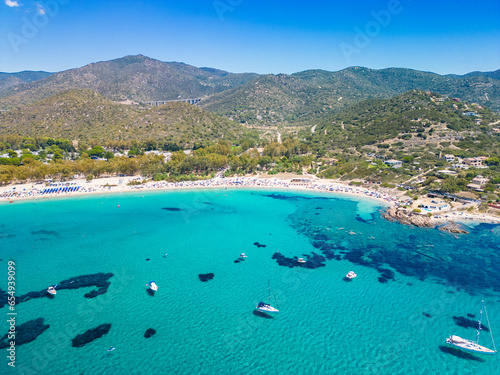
148;281;158;291
346;271;357;279
47;285;57;295
240;253;248;258
297;258;306;263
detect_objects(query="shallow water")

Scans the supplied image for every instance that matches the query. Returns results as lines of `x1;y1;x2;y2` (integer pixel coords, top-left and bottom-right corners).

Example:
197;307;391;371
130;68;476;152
0;189;499;374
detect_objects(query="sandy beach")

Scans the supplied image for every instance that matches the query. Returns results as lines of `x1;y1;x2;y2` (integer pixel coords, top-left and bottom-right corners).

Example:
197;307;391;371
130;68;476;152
1;173;499;225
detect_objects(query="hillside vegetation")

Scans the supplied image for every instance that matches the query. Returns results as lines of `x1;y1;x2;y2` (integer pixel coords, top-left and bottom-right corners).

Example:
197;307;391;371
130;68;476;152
304;90;500;151
0;89;251;146
201;67;500;127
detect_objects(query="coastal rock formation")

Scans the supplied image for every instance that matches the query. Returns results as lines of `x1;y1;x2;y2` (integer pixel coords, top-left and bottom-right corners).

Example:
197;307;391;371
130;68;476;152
382;207;469;234
0;317;49;349
382;207;436;228
71;324;112;348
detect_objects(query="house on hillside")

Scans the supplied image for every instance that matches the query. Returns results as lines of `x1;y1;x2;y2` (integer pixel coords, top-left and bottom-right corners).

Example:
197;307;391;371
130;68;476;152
466;175;489;191
463;157;484;167
443;154;455;163
384;159;402;168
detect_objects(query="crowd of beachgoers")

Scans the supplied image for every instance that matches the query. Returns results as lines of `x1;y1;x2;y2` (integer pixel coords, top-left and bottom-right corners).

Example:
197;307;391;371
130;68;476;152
1;175;499;224
0;176;404;204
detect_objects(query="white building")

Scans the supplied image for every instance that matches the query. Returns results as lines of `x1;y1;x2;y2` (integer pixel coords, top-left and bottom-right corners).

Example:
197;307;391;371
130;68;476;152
384;159;402;168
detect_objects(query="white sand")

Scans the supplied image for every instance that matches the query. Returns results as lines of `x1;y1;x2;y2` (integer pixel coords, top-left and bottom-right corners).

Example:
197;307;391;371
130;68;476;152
1;174;499;224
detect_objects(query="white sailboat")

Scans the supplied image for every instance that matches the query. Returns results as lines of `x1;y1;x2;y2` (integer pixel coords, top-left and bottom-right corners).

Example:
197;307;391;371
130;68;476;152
256;281;279;314
446;300;497;355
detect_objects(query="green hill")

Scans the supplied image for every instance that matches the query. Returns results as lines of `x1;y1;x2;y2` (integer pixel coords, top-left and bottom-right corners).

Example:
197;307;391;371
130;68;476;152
200;67;500;127
303;90;500;152
0;55;258;109
0;89;250;145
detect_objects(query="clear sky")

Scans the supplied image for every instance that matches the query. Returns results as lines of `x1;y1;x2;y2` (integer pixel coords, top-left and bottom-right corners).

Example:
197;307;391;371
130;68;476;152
1;0;499;75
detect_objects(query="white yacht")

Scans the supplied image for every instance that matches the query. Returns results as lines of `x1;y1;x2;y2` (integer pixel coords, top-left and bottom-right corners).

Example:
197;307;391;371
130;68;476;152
47;285;57;295
346;271;357;279
148;281;158;292
297;258;306;263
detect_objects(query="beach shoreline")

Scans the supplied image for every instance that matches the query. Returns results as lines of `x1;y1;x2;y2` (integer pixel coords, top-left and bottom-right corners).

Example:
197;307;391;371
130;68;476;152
1;173;499;225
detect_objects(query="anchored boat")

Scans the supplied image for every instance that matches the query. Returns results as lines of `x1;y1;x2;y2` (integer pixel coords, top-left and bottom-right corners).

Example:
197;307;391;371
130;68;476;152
256;281;279;314
148;281;158;292
446;300;497;355
47;285;57;295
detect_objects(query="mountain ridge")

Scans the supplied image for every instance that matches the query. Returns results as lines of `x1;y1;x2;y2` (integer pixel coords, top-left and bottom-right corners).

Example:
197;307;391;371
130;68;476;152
200;66;500;126
0;55;499;128
0;55;259;109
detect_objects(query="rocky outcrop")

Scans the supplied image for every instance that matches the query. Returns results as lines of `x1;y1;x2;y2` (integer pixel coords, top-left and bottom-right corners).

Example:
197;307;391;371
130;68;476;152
382;207;436;228
382;207;469;234
438;223;469;234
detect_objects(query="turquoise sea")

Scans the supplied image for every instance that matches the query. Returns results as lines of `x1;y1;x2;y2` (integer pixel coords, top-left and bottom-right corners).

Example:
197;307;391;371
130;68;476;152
0;188;499;375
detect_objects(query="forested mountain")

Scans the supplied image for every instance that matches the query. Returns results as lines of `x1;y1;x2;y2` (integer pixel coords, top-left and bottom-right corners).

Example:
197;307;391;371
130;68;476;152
0;55;258;109
0;56;499;130
0;89;250;145
447;69;500;81
0;71;53;92
200;67;500;127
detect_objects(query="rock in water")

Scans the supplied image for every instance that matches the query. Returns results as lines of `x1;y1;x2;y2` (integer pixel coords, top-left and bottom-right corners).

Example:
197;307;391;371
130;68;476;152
198;273;214;282
439;223;469;234
71;324;112;348
144;328;156;338
0;318;49;348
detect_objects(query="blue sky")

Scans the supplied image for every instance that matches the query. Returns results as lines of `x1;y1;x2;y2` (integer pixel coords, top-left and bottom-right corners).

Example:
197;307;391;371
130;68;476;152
1;0;499;75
